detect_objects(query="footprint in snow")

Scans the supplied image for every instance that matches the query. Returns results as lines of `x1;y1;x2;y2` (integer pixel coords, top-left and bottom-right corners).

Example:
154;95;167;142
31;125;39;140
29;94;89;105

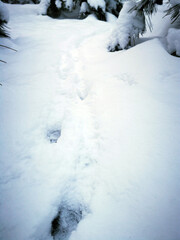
76;87;89;101
47;130;61;143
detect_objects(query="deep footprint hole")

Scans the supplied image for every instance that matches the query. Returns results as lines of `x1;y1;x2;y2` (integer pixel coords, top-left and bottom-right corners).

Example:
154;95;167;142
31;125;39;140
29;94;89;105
51;205;85;240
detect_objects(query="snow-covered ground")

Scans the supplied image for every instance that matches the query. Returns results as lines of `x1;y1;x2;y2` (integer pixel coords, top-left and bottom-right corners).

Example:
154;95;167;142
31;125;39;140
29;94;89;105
0;3;180;240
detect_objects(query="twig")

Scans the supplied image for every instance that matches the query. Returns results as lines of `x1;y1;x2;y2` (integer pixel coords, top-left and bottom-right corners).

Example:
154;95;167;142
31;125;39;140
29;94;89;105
0;59;7;63
0;44;17;52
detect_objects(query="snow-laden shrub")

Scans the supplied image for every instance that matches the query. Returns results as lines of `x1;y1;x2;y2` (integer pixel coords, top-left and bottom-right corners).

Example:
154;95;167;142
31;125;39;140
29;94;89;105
0;0;9;37
166;28;180;56
108;1;145;51
80;2;89;13
39;0;122;21
87;0;105;11
106;0;122;16
65;0;74;11
2;0;40;3
55;0;62;9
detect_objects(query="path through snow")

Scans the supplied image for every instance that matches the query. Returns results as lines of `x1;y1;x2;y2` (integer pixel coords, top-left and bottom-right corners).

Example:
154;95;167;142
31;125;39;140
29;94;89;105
0;4;180;240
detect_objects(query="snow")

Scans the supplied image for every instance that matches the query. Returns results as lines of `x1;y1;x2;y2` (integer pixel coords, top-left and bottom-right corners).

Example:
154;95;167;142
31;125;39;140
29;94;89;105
108;1;145;50
65;0;74;11
87;0;106;11
0;3;180;240
166;28;180;56
170;0;180;5
80;2;90;14
55;0;62;9
39;0;50;15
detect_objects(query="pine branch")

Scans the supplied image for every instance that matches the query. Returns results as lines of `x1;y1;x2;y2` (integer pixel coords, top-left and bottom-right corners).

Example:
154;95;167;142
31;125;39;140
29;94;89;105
0;59;7;63
164;4;180;23
129;0;158;15
0;21;10;38
0;44;17;52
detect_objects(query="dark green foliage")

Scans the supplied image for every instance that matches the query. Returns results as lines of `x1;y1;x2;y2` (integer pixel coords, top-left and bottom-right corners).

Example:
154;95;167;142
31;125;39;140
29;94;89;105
129;0;180;24
43;0;122;21
47;0;61;18
2;0;40;4
164;3;180;24
0;21;9;38
108;1;122;17
91;6;106;21
129;0;162;16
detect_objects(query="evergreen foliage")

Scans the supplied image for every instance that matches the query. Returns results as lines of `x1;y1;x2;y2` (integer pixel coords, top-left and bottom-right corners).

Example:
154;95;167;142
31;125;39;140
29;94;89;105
0;21;9;37
164;3;180;24
2;0;40;4
39;0;123;21
0;0;9;37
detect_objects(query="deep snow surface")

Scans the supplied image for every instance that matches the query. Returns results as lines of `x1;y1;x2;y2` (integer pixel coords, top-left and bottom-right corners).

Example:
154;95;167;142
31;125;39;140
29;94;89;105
0;4;180;240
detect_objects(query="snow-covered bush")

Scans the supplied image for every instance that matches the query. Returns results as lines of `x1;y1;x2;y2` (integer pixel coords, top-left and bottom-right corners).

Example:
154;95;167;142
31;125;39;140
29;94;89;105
0;0;9;37
39;0;50;15
39;0;122;21
2;0;40;3
79;1;90;17
108;0;180;52
108;1;145;51
166;28;180;56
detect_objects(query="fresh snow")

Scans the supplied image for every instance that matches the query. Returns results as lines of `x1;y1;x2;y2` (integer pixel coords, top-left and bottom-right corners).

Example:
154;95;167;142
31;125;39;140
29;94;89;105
167;28;180;56
87;0;106;11
0;3;180;240
108;1;145;50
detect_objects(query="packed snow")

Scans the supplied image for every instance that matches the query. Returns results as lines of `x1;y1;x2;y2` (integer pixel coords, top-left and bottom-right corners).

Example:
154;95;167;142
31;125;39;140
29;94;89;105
0;3;180;240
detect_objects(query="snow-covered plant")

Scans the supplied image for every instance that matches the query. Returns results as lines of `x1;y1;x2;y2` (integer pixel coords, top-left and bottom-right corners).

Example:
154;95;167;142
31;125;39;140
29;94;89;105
108;0;180;52
39;0;122;20
106;0;122;17
0;0;9;37
79;1;90;17
39;0;50;15
108;0;145;51
65;0;74;11
2;0;40;3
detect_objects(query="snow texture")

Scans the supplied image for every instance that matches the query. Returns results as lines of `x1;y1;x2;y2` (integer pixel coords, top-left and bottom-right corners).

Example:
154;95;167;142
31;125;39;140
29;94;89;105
87;0;106;11
166;28;180;56
39;0;50;15
55;0;62;9
170;0;180;5
0;3;180;240
80;2;90;14
64;0;74;11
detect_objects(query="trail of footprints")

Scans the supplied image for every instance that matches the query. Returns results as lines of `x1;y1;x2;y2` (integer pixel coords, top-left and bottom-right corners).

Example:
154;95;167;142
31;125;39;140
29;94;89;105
46;48;95;240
